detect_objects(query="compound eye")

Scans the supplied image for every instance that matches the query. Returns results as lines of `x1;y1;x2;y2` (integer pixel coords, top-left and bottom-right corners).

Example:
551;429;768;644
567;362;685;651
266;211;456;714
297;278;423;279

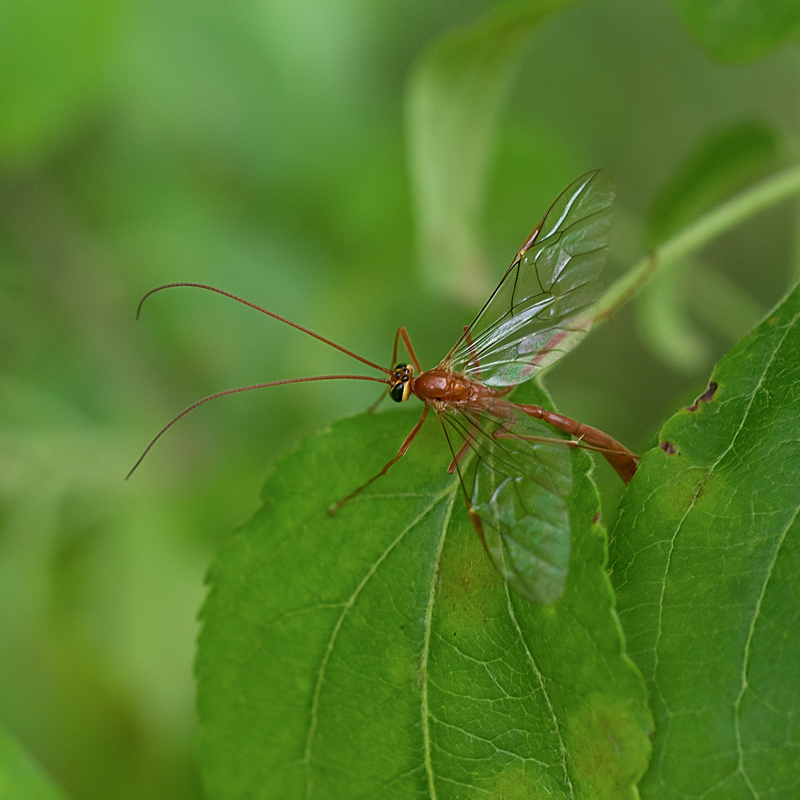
389;381;406;402
389;363;412;403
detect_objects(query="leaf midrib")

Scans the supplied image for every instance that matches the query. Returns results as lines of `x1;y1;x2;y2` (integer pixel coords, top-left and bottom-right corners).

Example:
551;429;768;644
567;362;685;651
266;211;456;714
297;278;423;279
302;479;460;799
420;482;460;800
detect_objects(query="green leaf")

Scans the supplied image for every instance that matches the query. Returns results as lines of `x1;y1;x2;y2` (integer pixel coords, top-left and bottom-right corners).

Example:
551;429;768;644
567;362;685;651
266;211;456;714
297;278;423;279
0;728;68;800
635;260;712;373
406;0;575;302
647;121;782;246
610;281;800;797
675;0;800;62
636;122;780;372
197;382;651;799
596;165;800;329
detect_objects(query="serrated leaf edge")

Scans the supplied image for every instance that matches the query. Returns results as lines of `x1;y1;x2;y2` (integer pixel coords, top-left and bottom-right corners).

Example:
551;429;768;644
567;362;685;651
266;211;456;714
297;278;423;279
652;308;799;788
506;592;576;797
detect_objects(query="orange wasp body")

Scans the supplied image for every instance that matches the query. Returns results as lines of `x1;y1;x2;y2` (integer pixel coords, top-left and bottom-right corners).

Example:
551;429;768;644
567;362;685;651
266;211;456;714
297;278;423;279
130;170;637;603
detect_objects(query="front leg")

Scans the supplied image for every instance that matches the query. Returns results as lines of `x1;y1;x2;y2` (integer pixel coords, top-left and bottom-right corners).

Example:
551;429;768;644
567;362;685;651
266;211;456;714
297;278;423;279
328;404;430;514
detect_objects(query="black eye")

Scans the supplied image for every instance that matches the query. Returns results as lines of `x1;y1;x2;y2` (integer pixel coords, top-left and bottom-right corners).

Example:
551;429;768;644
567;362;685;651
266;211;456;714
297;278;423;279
389;382;405;402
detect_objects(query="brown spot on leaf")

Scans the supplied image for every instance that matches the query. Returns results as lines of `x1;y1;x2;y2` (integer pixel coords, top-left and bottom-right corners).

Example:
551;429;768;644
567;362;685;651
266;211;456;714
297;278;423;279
687;381;718;411
660;441;677;455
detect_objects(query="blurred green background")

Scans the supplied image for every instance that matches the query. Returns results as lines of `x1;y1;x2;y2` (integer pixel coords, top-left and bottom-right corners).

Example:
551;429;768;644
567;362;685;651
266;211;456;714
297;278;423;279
1;0;798;798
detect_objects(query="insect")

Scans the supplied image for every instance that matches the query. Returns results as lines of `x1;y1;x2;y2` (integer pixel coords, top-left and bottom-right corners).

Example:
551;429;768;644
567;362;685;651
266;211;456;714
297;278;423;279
129;170;638;604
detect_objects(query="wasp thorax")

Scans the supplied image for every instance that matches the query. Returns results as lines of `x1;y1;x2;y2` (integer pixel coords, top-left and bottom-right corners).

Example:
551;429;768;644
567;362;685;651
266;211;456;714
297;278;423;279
389;363;413;402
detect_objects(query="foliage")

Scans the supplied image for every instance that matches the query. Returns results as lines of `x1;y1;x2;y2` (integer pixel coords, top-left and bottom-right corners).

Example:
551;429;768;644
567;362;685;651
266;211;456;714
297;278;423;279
198;383;651;798
0;728;67;800
675;0;800;61
407;0;575;301
2;0;799;798
612;281;800;799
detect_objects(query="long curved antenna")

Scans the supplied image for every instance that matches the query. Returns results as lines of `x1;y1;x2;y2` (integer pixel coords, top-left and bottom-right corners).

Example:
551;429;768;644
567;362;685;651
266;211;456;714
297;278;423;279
126;373;388;479
137;283;392;375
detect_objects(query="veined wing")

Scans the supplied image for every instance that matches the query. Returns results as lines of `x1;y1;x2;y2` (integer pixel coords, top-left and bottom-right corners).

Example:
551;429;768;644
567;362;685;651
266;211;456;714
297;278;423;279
441;402;573;604
444;170;615;387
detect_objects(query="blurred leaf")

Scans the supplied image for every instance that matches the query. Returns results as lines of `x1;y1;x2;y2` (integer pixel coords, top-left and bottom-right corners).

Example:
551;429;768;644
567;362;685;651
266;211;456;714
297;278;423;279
684;258;765;341
407;0;575;303
675;0;800;62
197;382;651;799
0;373;204;800
648;121;782;245
635;254;767;373
611;281;800;797
635;261;711;373
0;0;121;168
484;124;575;250
638;122;781;372
0;728;68;800
597;164;800;325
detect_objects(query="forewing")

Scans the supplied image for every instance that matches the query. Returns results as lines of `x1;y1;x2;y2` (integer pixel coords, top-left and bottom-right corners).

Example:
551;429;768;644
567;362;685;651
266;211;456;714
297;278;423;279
443;404;573;604
447;170;615;387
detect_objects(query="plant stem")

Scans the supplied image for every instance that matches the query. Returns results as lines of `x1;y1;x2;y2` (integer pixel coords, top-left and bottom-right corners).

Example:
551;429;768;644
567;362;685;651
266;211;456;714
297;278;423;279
596;163;800;321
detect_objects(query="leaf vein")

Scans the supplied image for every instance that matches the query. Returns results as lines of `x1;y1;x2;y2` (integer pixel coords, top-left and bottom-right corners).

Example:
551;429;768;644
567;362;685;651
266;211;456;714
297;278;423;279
303;484;456;798
420;481;461;800
506;591;575;799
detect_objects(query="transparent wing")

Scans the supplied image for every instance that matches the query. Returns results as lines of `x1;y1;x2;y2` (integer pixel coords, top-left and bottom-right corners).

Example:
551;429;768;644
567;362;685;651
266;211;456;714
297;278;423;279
444;170;615;387
442;403;573;604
